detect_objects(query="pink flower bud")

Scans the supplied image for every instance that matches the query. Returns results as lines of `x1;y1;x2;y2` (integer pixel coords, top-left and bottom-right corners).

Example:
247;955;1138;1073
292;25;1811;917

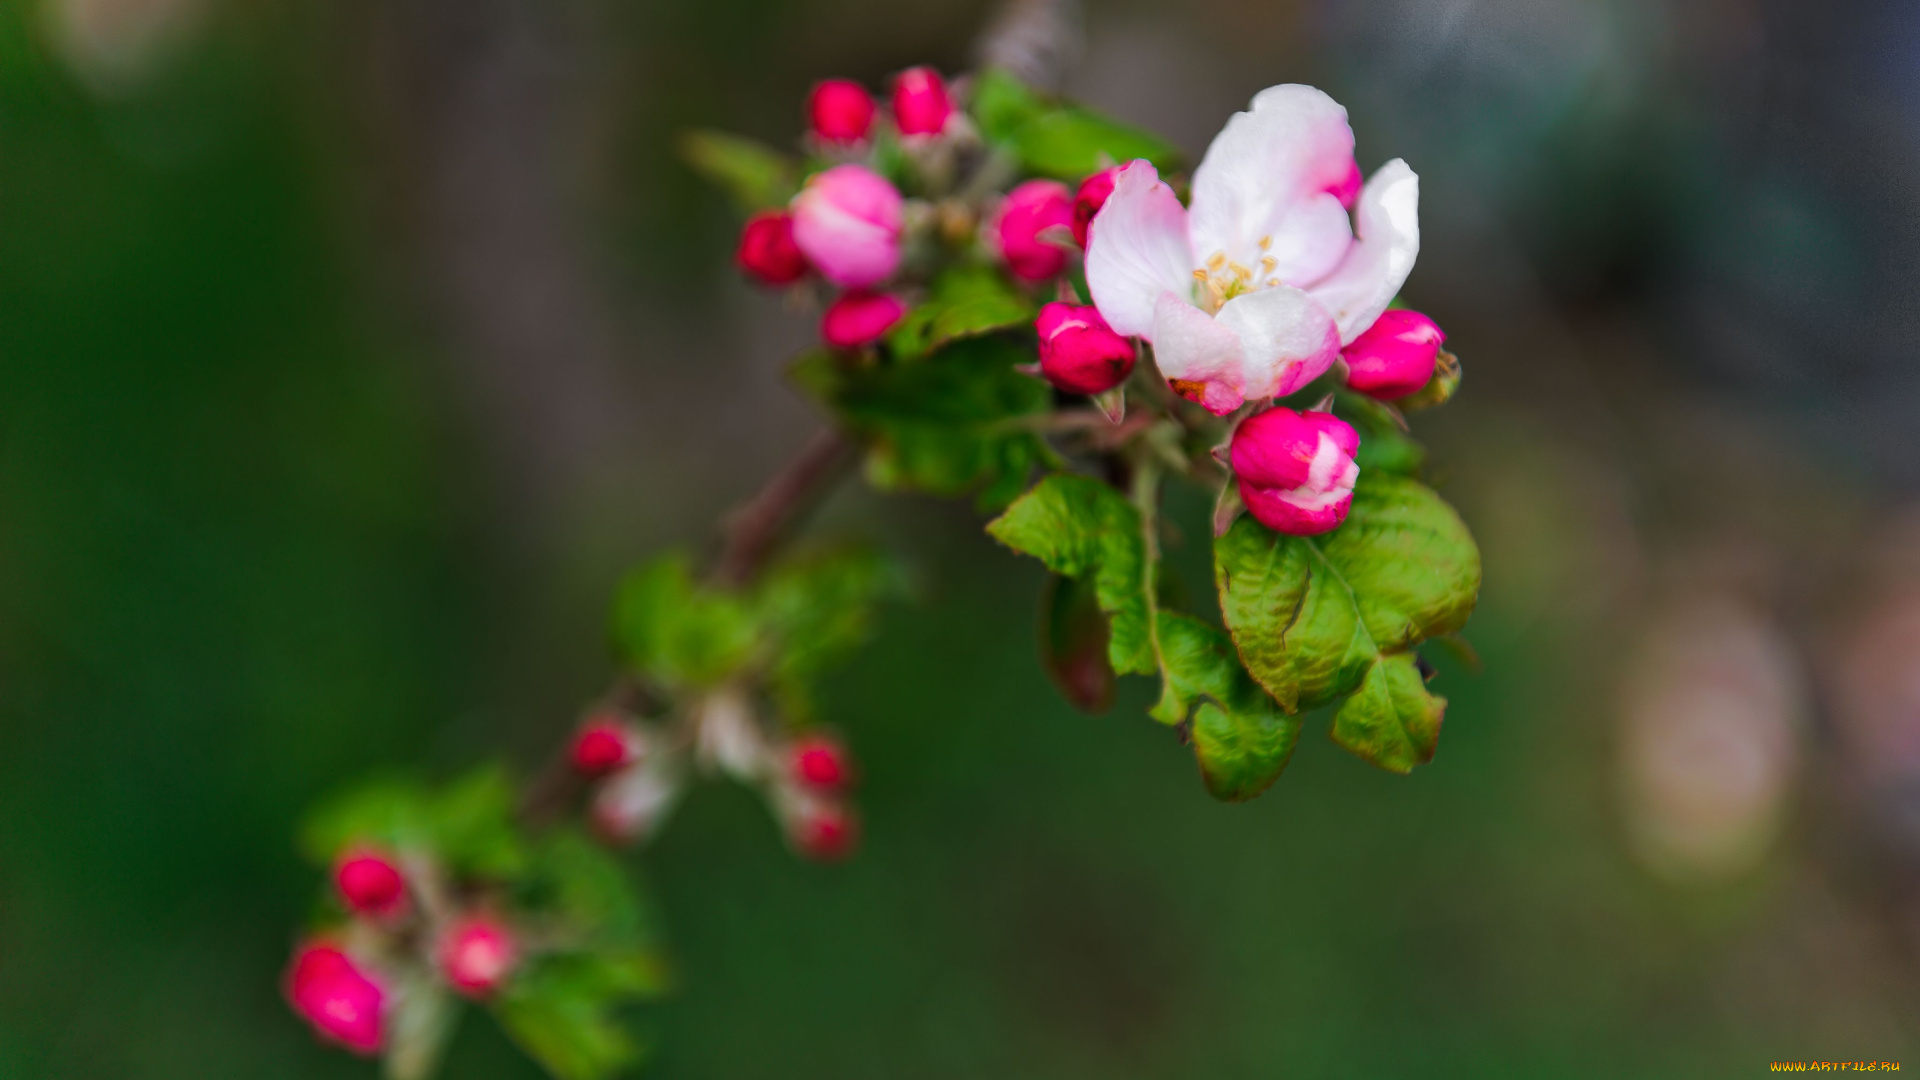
790;734;852;790
333;848;406;918
1036;302;1135;394
735;211;808;285
806;79;875;144
570;716;641;777
438;916;517;997
890;66;952;136
821;290;907;349
991;179;1076;282
1327;158;1363;209
285;942;386;1054
1230;407;1360;537
789;799;859;861
789;164;904;288
1342;309;1443;400
1071;167;1119;248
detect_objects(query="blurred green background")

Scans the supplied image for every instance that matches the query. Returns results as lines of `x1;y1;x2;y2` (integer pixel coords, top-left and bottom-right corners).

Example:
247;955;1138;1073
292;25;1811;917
3;0;1918;1075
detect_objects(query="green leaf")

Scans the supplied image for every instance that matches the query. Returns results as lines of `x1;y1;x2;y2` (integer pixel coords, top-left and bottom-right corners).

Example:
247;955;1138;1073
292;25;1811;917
611;554;759;689
495;955;650;1080
1332;389;1426;477
793;334;1053;510
431;765;527;878
385;976;458;1080
678;130;798;210
1151;612;1299;801
755;547;905;722
299;776;433;864
970;68;1046;145
300;766;525;879
1038;572;1116;714
1330;652;1445;773
1012;107;1182;180
887;265;1037;359
1214;473;1480;769
985;473;1154;676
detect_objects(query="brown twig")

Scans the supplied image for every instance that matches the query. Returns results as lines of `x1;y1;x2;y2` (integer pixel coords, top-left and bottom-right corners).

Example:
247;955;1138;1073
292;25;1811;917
710;427;857;587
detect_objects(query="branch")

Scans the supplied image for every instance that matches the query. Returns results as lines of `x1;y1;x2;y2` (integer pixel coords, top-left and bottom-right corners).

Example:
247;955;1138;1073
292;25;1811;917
710;427;857;587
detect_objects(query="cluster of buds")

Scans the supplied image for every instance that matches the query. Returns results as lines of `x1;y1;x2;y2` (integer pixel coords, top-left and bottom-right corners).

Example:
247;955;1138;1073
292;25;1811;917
284;845;521;1054
569;696;861;861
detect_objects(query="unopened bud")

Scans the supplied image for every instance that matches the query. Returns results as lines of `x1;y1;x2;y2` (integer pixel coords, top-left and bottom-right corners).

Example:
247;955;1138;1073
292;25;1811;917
591;757;682;845
788;798;859;861
1070;166;1119;248
333;847;407;918
570;716;643;777
990;179;1075;282
1035;302;1135;395
1230;407;1360;537
890;66;952;136
1341;309;1443;400
438;916;517;997
821;290;907;349
286;942;386;1054
790;734;852;790
735;210;809;285
806;79;875;144
789;164;904;288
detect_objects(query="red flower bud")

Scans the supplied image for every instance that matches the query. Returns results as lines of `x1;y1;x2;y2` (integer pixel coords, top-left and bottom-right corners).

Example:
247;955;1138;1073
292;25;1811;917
438;916;518;997
789;799;859;862
1327;158;1363;209
807;79;875;144
991;179;1076;282
570;717;641;777
790;734;851;790
1341;309;1443;400
821;290;907;349
735;211;808;285
333;848;406;918
1230;407;1360;537
1036;302;1135;395
285;942;385;1054
1071;167;1119;248
890;66;952;136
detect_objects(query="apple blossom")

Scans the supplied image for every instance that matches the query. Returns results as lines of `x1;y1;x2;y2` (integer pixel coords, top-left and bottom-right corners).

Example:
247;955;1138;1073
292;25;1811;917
890;66;953;136
286;942;385;1054
438;916;518;997
1229;406;1360;536
806;79;874;144
1086;85;1420;414
1071;166;1119;248
1342;309;1443;400
1035;302;1135;394
333;848;406;918
735;211;808;285
991;179;1075;282
790;164;904;288
821;290;907;348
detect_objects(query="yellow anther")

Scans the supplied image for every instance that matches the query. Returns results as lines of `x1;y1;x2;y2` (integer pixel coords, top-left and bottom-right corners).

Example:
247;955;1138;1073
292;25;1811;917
1258;235;1272;251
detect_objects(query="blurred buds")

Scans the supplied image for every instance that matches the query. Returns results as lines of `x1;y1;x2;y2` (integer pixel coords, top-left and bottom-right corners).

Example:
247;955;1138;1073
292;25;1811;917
592;755;683;846
695;686;764;779
570;716;643;777
1071;167;1119;248
806;79;875;144
790;165;904;288
286;942;386;1054
991;179;1076;282
822;290;907;349
790;734;852;791
1036;302;1135;395
333;847;407;918
890;67;953;137
787;797;859;861
1230;407;1360;537
438;917;518;997
1326;158;1363;209
735;211;809;286
1342;309;1443;400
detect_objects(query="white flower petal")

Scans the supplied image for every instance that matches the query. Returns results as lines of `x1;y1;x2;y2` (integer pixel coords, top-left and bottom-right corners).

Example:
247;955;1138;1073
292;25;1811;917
1307;159;1420;344
1085;161;1195;338
1151;292;1249;413
1188;84;1356;286
1213;285;1342;400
